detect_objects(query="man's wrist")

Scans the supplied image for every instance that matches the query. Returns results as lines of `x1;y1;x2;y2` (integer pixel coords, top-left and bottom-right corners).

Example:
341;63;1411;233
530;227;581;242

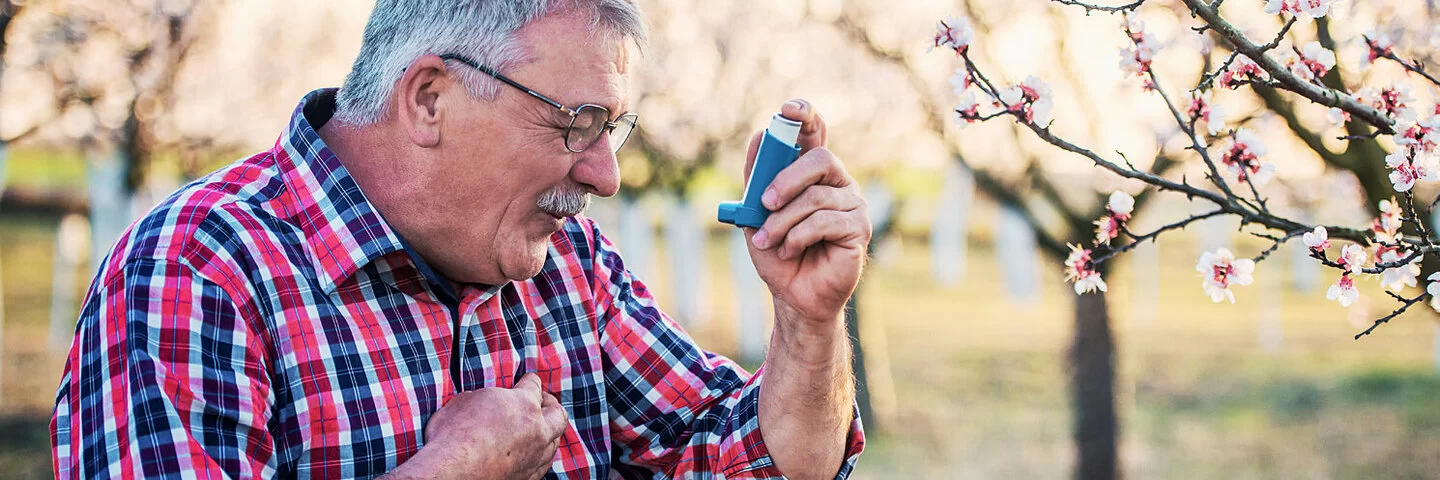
770;300;847;366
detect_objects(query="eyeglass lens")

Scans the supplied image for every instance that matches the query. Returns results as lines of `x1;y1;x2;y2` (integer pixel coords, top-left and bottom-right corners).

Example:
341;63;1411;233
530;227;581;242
566;105;637;153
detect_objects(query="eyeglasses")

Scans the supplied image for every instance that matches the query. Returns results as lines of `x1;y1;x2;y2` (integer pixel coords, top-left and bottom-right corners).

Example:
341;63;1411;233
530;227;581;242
439;53;638;154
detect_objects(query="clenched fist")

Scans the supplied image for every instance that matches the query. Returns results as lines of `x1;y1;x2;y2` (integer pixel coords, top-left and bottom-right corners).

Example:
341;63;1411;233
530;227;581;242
381;374;569;480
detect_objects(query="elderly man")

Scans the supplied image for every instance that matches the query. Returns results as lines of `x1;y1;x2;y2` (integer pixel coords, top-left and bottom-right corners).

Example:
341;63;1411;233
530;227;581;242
51;1;867;478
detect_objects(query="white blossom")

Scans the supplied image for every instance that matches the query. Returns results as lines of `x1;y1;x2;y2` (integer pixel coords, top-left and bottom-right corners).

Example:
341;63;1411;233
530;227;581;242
1327;274;1360;307
1196;248;1255;303
1302;226;1330;252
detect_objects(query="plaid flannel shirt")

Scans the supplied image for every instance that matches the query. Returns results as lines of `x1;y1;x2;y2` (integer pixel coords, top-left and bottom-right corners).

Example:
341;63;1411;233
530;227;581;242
50;89;864;479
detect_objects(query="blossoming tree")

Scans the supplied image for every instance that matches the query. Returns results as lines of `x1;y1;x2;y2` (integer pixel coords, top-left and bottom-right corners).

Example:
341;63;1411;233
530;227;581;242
934;0;1440;340
911;0;1440;477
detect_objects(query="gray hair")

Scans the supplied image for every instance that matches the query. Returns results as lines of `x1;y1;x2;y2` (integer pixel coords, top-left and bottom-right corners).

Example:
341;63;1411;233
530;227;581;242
335;0;647;126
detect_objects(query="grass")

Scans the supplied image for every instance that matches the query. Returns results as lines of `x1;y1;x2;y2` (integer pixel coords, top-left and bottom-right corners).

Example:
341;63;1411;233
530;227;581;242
2;209;1439;479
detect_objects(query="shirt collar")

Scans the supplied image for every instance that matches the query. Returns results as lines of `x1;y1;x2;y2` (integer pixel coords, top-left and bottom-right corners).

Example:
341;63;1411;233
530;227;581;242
277;88;408;293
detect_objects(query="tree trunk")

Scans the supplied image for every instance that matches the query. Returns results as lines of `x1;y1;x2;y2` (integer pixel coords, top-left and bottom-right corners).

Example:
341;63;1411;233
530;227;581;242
1071;290;1118;480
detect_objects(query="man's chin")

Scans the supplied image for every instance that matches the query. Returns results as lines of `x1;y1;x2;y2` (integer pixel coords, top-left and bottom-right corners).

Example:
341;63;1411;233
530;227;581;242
498;241;551;281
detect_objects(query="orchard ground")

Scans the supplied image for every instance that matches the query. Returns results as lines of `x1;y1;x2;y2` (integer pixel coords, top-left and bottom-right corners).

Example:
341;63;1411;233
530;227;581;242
2;208;1438;479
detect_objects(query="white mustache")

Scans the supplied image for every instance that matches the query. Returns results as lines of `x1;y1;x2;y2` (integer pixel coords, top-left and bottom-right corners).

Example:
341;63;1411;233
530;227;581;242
537;187;590;217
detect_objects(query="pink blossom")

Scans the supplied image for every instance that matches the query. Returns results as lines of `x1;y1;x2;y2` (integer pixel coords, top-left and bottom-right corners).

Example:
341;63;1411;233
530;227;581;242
1094;215;1122;246
1372;198;1405;244
1288;41;1336;80
1385;150;1439;192
1221;128;1275;186
1302;226;1330;253
1118;13;1160;78
1265;0;1334;19
1264;0;1299;16
996;86;1024;111
1357;84;1417;123
1376;246;1420;291
1220;55;1264;90
1296;0;1334;18
1337;243;1367;275
1327;274;1359;307
1093;190;1134;245
1119;35;1160;77
995;76;1054;125
1188;90;1228;136
932;16;974;54
1363;30;1395;66
1396;115;1440;154
950;68;972;97
1196;248;1255;303
955;91;980;123
1065;244;1107;294
1020;75;1051;102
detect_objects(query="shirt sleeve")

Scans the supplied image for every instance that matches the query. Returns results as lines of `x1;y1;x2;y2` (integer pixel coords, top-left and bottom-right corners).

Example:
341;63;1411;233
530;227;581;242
581;219;865;478
51;257;276;479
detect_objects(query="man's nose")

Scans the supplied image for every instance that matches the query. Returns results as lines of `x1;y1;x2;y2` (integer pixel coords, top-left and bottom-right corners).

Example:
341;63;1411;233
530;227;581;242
570;139;621;198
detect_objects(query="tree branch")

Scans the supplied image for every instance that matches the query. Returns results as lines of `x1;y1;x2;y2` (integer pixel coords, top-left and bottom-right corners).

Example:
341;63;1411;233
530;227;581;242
1049;0;1147;14
1182;0;1396;133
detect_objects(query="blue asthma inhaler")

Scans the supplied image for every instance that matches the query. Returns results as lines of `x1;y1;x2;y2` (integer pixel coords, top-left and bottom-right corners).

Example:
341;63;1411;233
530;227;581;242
717;114;803;229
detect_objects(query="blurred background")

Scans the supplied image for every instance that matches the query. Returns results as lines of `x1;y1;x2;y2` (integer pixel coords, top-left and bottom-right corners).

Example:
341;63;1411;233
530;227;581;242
3;0;1440;478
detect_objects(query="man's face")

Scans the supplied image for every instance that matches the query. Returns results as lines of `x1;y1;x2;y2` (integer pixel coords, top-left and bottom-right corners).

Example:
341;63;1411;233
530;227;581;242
421;11;628;284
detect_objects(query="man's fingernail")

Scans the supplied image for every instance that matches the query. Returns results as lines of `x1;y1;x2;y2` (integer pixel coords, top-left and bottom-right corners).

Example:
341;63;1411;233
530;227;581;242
762;189;778;208
752;230;769;248
784;100;804;112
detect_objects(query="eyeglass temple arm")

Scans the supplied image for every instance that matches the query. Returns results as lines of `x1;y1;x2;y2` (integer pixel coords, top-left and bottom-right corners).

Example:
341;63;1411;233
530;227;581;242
437;54;571;114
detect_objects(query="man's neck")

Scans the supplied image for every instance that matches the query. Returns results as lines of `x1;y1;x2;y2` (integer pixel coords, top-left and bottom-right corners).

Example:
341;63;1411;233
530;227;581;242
318;120;446;274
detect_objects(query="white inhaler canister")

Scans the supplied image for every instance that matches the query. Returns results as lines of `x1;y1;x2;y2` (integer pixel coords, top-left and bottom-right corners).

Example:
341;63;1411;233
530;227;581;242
717;114;803;229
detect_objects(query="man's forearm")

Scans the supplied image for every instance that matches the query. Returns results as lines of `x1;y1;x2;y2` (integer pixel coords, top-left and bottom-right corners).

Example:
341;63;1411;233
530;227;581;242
758;304;856;480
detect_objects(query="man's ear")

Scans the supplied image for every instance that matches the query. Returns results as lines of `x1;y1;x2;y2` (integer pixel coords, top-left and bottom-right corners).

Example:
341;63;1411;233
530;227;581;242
395;54;452;148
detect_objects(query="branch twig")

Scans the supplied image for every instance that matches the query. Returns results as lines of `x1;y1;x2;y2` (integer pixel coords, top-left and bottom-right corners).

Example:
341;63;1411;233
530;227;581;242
1354;291;1429;340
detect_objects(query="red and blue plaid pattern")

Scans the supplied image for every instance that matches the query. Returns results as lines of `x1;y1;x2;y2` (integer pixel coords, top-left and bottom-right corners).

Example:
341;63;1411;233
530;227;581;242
50;89;864;479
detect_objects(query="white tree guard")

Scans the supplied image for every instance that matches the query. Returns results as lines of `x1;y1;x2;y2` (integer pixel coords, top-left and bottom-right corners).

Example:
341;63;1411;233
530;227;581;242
930;162;973;286
863;182;896;263
1287;237;1322;293
616;197;655;282
995;203;1039;302
729;229;768;364
1289;211;1322;293
1434;208;1440;371
1434;323;1440;372
1258;257;1284;354
87;151;133;272
51;214;91;353
1129;240;1160;327
663;196;708;328
1195;202;1234;255
585;197;621;240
